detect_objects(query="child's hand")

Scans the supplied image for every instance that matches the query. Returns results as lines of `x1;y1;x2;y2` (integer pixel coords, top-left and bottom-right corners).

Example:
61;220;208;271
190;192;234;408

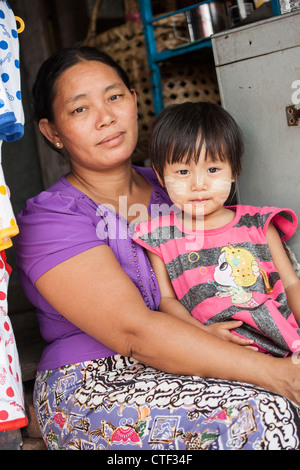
204;321;258;350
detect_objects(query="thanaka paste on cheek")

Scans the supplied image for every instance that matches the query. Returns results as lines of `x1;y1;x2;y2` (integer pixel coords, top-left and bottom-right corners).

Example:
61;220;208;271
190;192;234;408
164;176;188;206
164;175;233;206
210;177;233;203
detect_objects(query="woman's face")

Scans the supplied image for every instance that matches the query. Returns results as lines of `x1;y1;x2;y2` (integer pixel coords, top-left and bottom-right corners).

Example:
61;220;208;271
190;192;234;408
42;60;138;172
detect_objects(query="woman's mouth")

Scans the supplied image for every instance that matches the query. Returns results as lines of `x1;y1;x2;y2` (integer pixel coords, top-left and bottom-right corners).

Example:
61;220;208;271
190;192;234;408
98;132;124;147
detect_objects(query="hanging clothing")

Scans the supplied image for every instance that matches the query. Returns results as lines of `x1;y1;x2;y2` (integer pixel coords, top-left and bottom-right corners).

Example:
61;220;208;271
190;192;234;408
0;1;24;141
0;1;27;435
0;0;24;250
0;251;27;431
0;142;18;250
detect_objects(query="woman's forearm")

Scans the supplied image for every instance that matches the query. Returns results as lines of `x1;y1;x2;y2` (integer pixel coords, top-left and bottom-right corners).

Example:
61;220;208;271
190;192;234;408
137;312;300;405
130;308;270;383
130;308;300;405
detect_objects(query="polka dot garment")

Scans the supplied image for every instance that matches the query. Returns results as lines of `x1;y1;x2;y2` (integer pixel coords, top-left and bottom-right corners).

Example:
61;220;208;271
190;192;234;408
0;1;24;142
0;2;27;434
0;251;27;431
0;1;24;250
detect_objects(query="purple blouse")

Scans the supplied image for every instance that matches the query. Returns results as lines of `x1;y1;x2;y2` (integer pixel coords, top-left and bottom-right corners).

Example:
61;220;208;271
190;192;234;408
14;166;172;370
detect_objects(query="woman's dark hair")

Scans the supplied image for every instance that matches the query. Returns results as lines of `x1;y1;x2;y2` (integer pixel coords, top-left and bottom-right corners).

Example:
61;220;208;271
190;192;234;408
150;101;244;182
32;46;132;153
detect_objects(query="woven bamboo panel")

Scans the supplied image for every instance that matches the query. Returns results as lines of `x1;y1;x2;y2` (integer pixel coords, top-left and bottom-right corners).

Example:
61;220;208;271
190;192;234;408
83;0;220;161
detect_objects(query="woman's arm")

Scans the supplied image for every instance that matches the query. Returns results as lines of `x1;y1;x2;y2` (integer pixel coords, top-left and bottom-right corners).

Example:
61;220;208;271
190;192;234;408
266;223;300;323
35;244;300;405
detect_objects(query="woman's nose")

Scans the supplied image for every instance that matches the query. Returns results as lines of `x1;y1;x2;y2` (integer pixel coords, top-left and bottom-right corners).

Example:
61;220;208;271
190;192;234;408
95;105;116;128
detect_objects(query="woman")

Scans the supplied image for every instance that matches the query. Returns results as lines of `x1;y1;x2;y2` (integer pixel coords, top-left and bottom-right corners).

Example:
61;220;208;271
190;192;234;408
14;47;300;450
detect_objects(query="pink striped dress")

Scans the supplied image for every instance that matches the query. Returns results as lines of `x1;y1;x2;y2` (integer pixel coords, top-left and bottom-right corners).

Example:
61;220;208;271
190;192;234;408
134;205;300;357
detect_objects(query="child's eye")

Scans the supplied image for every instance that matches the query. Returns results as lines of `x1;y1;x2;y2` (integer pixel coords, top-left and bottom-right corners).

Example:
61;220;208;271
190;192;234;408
177;169;189;175
208;167;219;174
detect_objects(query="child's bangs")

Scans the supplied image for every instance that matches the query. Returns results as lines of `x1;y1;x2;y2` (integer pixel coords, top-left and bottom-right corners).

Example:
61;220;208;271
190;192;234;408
166;123;204;165
203;134;231;164
166;128;230;166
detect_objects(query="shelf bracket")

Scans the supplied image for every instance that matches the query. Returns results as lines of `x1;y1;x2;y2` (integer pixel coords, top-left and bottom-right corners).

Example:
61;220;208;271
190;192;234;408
286;105;300;126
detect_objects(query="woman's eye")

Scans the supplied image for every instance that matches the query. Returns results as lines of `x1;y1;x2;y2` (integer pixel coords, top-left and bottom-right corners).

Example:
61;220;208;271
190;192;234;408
109;94;122;101
73;106;85;114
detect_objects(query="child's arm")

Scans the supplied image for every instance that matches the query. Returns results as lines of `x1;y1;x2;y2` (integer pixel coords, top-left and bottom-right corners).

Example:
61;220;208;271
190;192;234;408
266;222;300;324
147;251;199;324
147;250;255;347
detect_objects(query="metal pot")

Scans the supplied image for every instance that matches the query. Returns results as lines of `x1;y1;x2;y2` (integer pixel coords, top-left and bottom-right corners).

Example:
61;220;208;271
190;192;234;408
186;1;230;40
227;0;255;27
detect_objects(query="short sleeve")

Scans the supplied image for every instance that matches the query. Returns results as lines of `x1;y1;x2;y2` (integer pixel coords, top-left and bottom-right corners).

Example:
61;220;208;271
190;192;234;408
262;207;298;242
133;215;175;259
15;191;106;284
133;217;163;258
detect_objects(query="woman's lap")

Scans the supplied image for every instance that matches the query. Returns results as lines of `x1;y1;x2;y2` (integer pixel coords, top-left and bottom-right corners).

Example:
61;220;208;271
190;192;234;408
34;355;300;450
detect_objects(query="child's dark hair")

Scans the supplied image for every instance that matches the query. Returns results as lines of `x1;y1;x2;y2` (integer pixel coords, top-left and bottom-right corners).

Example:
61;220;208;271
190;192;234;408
150;101;243;183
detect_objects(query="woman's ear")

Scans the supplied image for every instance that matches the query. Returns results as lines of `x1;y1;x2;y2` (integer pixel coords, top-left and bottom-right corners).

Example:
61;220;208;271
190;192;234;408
130;89;138;106
130;88;136;98
39;119;62;148
130;89;139;119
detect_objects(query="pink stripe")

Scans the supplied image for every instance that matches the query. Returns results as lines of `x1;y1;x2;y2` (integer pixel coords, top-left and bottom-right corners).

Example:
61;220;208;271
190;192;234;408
191;296;233;323
202;225;265;247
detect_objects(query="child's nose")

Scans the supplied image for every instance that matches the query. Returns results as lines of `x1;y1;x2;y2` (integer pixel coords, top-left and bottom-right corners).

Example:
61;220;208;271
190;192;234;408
191;171;206;190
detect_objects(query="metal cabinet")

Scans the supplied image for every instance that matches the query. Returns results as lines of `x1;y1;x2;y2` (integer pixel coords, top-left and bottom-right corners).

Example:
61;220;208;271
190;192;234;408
212;12;300;258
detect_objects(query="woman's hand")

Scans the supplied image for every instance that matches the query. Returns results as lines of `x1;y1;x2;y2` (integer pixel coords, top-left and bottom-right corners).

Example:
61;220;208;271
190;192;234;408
203;321;258;350
266;355;300;406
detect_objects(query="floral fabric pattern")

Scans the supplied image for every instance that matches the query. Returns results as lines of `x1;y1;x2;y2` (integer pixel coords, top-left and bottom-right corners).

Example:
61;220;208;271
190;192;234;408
34;355;300;450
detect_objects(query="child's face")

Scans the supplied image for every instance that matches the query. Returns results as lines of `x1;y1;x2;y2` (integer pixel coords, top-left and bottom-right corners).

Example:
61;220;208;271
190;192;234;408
159;146;234;222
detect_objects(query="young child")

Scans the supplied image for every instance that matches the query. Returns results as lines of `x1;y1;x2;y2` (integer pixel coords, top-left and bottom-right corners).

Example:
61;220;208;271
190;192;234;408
133;101;300;357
